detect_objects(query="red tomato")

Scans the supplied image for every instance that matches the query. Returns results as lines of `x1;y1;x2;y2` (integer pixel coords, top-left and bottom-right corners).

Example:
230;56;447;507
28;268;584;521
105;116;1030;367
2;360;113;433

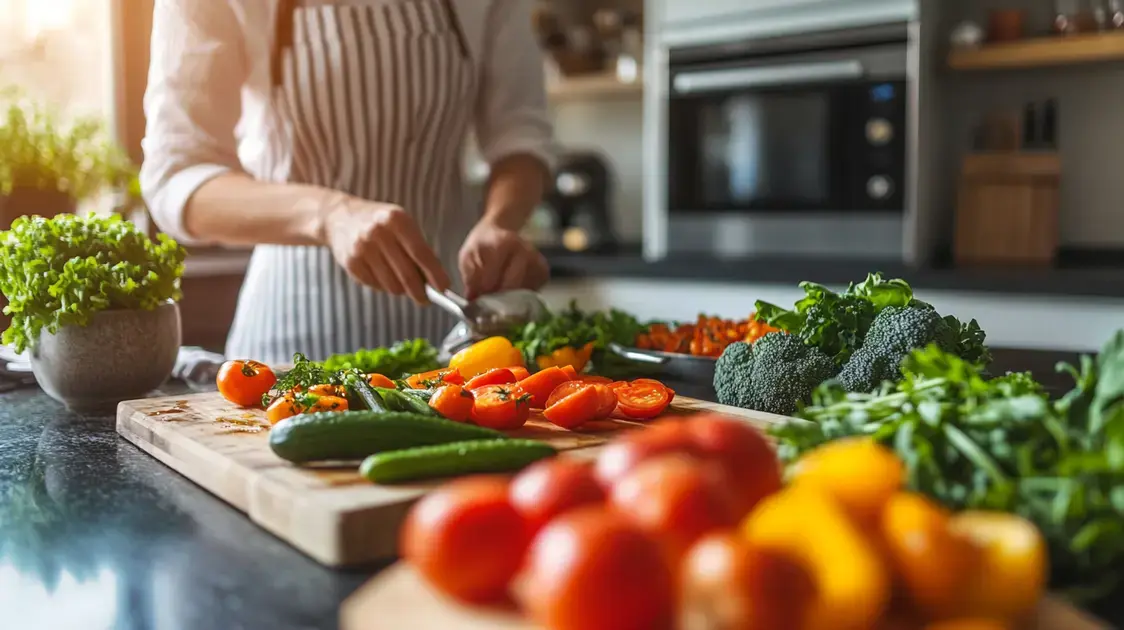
428;384;475;423
216;360;277;407
406;368;464;389
366;373;397;389
543;385;603;430
575;375;613;384
465;368;517;390
545;382;617;419
518;367;572;409
591;385;618;418
509;458;606;535
470;385;532;430
616;382;673;420
509;366;531;381
545;381;588;408
519;508;674;630
684;415;782;517
609;454;741;565
560;365;579;380
631;378;676;399
401;476;529;603
593;421;696;489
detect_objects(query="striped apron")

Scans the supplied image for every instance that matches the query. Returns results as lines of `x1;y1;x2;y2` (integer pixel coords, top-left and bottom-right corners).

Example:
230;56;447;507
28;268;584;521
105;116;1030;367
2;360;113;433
225;0;477;364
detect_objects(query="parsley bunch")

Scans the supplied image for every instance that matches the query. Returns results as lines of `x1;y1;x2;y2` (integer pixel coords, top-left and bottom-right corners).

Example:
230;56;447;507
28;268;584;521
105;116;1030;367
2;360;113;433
0;213;186;352
507;301;646;365
320;338;439;377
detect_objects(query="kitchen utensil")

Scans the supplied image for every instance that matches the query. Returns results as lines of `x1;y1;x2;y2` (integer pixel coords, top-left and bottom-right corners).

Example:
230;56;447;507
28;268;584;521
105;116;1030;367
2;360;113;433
608;343;719;383
426;286;547;337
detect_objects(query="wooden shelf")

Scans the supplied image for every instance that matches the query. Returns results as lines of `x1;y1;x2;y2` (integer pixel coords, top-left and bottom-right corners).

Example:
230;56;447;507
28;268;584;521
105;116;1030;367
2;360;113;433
547;72;643;101
949;32;1124;70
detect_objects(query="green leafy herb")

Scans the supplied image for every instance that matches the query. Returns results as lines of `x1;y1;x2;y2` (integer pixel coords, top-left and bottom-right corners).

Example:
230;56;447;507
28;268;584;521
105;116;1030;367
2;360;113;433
771;334;1124;603
0;213;186;353
507;300;646;366
320;338;438;377
265;353;335;406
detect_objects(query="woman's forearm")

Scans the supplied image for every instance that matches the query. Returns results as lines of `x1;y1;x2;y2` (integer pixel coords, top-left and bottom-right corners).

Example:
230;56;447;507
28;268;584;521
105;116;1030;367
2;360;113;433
479;153;549;231
183;173;351;246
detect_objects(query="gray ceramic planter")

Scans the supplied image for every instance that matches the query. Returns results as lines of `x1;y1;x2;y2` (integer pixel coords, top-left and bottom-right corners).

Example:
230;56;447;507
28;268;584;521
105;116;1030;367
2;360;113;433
30;301;182;412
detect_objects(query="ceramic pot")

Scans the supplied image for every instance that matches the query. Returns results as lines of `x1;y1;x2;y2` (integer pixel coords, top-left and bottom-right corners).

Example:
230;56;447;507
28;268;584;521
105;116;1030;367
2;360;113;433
30;301;182;412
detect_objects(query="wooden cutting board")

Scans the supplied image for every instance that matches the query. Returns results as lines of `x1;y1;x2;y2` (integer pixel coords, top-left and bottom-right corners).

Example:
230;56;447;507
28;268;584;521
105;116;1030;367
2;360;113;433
116;392;784;567
341;564;1113;630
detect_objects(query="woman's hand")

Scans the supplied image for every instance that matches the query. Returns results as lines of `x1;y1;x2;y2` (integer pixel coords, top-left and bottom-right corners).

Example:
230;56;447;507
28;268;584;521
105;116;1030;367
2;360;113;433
324;199;451;303
459;221;549;299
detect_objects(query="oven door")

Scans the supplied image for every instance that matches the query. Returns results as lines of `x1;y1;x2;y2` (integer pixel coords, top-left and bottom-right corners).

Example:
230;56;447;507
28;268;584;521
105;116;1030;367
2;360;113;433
667;43;907;215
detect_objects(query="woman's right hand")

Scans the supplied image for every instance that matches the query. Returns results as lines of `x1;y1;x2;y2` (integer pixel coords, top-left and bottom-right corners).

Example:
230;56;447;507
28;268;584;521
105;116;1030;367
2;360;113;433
323;199;451;304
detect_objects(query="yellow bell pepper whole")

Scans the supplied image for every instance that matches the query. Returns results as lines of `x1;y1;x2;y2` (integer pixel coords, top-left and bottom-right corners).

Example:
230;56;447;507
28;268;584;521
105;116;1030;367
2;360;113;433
742;487;891;630
448;337;525;378
535;342;595;373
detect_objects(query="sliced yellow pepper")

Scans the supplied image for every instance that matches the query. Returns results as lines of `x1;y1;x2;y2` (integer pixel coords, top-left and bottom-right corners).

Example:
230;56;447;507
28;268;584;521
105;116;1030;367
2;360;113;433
535;342;595;373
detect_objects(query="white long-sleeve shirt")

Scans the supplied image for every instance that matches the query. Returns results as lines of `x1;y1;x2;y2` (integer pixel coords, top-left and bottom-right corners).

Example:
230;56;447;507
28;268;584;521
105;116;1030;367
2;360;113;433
140;0;555;245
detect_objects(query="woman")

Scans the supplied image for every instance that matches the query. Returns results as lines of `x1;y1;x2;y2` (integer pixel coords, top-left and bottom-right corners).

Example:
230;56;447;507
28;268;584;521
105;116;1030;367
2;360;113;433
141;0;554;364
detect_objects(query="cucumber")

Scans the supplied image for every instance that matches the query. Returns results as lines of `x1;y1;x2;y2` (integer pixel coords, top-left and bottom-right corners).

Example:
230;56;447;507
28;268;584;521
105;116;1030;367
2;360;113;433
268;411;507;464
372;387;439;417
359;439;557;484
344;373;388;412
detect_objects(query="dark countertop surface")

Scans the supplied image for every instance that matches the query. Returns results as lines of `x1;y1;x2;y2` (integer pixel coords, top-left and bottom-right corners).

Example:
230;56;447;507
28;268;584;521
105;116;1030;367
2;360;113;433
544;248;1124;299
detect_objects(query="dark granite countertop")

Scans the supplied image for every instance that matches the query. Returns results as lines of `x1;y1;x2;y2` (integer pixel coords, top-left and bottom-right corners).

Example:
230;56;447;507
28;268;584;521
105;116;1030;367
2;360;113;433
545;248;1124;299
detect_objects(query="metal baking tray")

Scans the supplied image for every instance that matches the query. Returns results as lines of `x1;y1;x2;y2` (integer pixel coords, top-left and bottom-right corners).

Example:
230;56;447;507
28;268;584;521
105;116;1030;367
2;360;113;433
607;343;718;384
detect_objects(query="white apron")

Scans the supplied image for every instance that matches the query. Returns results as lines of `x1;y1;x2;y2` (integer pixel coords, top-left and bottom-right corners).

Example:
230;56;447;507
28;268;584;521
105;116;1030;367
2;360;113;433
226;0;477;364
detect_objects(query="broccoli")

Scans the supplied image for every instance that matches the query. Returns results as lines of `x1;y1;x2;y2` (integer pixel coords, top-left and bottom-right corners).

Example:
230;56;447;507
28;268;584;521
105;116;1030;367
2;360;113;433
837;304;959;393
713;332;838;416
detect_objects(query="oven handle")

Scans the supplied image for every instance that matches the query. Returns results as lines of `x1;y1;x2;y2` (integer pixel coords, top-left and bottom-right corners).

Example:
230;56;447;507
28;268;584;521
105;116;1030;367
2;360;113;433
672;60;864;95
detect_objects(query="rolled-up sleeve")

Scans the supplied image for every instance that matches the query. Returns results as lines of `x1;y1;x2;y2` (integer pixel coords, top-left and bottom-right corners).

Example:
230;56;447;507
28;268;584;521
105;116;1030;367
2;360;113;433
474;0;557;172
140;0;248;244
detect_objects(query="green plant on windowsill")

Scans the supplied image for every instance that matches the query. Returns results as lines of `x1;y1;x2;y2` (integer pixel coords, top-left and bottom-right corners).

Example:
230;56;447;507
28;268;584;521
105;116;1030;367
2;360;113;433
0;87;139;208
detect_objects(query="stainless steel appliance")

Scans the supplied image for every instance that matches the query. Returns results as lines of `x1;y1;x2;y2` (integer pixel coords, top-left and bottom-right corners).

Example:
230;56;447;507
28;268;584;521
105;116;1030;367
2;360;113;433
645;14;919;261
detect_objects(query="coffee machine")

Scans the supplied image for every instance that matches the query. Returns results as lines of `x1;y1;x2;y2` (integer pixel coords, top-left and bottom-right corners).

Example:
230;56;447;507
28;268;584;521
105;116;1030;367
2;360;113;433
533;151;617;253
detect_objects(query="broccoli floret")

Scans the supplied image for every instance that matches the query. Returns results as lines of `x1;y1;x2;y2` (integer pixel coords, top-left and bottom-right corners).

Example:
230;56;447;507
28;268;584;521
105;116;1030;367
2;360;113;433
714;333;838;416
837;304;959;393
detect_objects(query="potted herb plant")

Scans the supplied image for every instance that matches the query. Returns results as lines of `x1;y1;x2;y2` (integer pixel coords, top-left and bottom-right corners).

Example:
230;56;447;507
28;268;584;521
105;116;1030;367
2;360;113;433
0;213;186;411
0;88;138;229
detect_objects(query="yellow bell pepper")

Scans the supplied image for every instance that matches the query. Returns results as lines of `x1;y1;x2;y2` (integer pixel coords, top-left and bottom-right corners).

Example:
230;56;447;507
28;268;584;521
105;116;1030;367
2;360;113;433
535;342;595;373
946;511;1047;623
448;337;524;378
788;437;904;526
742;486;891;630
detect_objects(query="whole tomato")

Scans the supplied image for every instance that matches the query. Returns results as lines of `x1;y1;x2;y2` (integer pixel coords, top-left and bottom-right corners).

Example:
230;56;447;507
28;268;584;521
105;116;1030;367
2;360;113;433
216;360;277;407
519;507;674;630
609;454;741;565
401;476;529;603
684;415;782;517
509;458;606;535
593;420;696;489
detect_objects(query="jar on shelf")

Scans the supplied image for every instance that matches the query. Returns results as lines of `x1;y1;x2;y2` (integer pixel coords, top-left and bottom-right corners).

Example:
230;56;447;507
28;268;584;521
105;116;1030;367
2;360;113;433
1054;0;1103;34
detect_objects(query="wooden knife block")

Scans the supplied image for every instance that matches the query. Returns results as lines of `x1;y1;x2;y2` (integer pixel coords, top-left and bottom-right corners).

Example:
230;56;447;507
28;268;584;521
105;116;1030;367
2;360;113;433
955;152;1061;266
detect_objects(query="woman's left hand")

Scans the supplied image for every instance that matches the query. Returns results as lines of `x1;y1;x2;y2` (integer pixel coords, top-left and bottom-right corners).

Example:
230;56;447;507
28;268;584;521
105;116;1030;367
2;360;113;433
459;222;549;299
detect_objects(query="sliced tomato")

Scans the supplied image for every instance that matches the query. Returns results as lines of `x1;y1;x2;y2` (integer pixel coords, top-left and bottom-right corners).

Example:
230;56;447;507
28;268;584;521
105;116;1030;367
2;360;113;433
592;384;618;418
509;366;531;381
631;378;676;399
367;373;397;389
429;384;475;422
518;367;572;409
576;375;613;384
543;385;603;430
465;368;517;391
616;382;673;420
308;383;346;397
545;381;590;409
560;365;579;380
470;385;533;430
407;368;464;389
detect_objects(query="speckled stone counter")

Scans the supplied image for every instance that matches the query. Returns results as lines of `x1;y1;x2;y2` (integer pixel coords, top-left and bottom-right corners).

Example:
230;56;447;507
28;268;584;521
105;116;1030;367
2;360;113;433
0;384;377;630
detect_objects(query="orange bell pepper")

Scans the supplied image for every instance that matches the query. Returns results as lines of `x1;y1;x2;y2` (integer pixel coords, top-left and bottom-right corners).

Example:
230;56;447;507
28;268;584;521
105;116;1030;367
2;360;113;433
946;511;1048;623
448;337;525;378
535;342;594;373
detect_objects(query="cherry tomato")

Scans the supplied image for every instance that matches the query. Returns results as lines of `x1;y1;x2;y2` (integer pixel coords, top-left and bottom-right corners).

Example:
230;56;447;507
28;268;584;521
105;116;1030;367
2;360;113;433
428;384;475;423
406;368;464;389
543;384;603;430
631;378;676;399
680;532;816;630
594;420;696;489
560;365;579;380
465;368;517;390
470;385;532;430
265;393;348;425
616;382;673;420
685;415;782;517
509;366;531;381
609;454;741;565
591;384;618;418
519;508;674;630
509;458;606;535
216;360;277;407
545;381;589;408
307;383;346;397
517;366;572;409
402;476;529;603
366;373;397;389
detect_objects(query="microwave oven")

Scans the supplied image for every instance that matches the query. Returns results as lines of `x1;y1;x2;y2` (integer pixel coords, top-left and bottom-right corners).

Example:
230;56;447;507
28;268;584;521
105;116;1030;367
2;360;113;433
650;25;914;259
